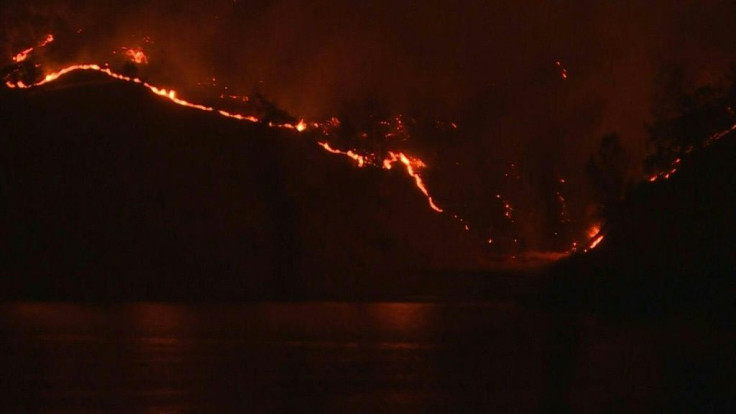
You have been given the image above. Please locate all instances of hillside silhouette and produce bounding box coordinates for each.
[548,132,736,322]
[0,71,483,300]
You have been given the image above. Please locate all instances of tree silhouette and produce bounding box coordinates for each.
[586,133,629,206]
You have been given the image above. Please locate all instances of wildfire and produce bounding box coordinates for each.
[318,142,367,167]
[588,234,604,250]
[582,223,604,252]
[12,48,33,63]
[123,47,148,64]
[648,121,736,183]
[383,152,443,213]
[12,34,54,63]
[3,34,614,258]
[648,157,682,182]
[565,222,605,254]
[586,224,600,239]
[4,60,449,213]
[317,142,442,212]
[705,121,736,146]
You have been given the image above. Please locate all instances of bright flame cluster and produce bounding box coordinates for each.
[123,47,148,64]
[12,34,54,63]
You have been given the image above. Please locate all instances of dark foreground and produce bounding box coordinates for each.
[1,302,733,413]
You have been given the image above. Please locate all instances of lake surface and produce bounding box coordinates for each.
[0,302,732,412]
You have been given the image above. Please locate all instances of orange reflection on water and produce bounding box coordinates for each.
[370,303,434,334]
[125,303,190,337]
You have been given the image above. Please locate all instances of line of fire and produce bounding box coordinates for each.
[1,33,622,261]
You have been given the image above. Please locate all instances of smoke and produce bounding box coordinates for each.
[4,0,736,251]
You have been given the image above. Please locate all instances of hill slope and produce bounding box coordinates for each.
[0,72,483,300]
[547,133,736,320]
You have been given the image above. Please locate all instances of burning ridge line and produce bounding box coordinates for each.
[3,62,444,214]
[647,121,736,183]
[4,40,612,257]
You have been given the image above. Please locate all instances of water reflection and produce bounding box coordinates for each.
[0,302,725,412]
[370,303,434,334]
[0,302,504,412]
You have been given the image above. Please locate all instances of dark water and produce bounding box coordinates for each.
[0,302,733,413]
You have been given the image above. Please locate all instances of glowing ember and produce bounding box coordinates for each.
[495,194,515,223]
[555,60,568,79]
[705,121,736,146]
[648,122,736,183]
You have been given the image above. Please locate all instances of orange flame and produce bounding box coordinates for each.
[318,142,367,168]
[12,48,33,63]
[11,34,54,63]
[582,223,604,252]
[124,47,148,64]
[314,142,442,212]
[586,224,601,239]
[295,119,307,132]
[588,234,604,250]
[384,152,443,213]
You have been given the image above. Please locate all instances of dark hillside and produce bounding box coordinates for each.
[548,134,736,321]
[0,72,482,300]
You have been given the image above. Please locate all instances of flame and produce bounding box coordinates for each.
[581,223,604,252]
[12,34,54,63]
[40,34,54,46]
[12,47,33,63]
[586,224,601,239]
[565,222,605,254]
[295,119,307,132]
[3,35,620,258]
[588,234,604,250]
[385,152,442,213]
[313,143,442,211]
[648,120,736,183]
[217,109,260,123]
[318,142,367,168]
[6,62,445,213]
[124,47,148,64]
